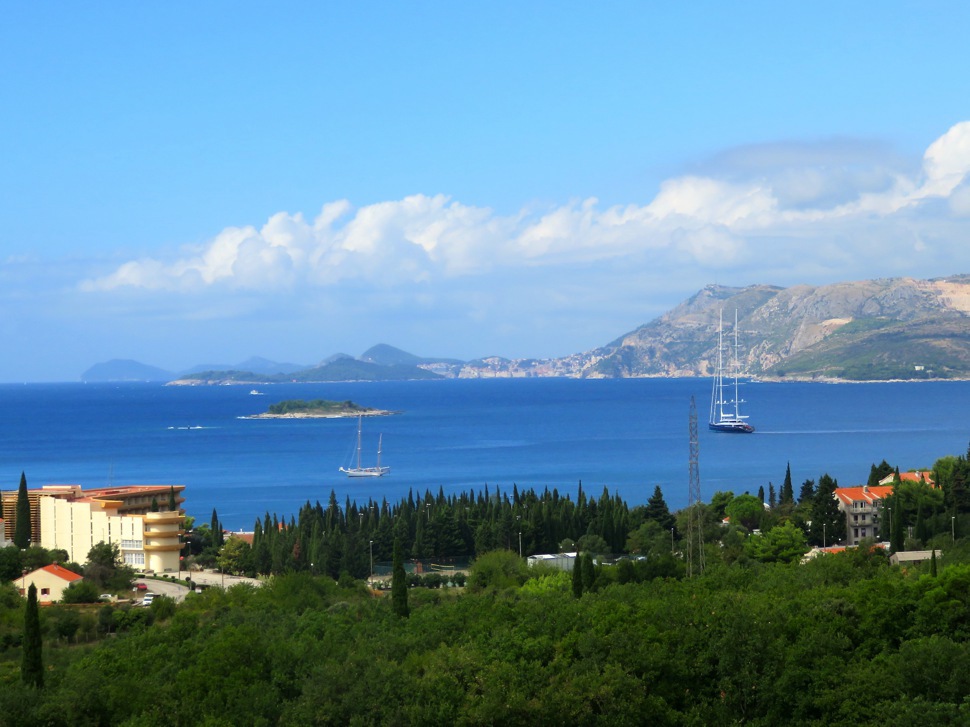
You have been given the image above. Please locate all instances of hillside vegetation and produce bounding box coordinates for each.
[575,275,970,380]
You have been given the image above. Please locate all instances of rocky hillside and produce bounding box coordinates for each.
[561,275,970,381]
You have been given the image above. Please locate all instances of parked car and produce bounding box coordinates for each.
[134,583,148,591]
[142,594,155,606]
[100,594,114,601]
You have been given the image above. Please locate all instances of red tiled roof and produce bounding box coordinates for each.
[38,564,84,582]
[835,485,894,506]
[877,471,935,486]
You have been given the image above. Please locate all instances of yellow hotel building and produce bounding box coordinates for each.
[23,484,187,573]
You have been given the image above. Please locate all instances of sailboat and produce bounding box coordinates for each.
[709,309,755,433]
[339,414,390,477]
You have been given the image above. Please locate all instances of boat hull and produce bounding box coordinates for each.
[709,421,755,434]
[340,467,390,477]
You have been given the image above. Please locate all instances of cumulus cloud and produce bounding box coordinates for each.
[81,122,970,295]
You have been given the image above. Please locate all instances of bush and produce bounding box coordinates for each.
[61,579,101,604]
[467,550,529,592]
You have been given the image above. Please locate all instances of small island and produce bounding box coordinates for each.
[243,399,392,419]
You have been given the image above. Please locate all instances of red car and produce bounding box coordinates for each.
[134,583,148,591]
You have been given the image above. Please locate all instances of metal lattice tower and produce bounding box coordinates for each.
[687,396,704,577]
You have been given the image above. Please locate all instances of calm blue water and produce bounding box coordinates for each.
[0,379,967,530]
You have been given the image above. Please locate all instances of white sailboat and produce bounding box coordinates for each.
[709,309,755,433]
[339,414,390,477]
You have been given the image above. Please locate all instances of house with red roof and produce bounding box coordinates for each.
[878,471,934,487]
[18,563,84,603]
[835,485,894,546]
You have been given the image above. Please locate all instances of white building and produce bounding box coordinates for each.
[40,488,184,573]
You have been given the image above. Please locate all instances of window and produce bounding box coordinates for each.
[41,588,50,596]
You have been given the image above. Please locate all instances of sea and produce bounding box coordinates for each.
[1,378,968,531]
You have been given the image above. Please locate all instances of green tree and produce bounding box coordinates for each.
[644,486,675,531]
[211,508,224,548]
[217,537,252,576]
[391,535,409,618]
[21,583,43,688]
[14,472,31,548]
[571,557,583,598]
[61,579,101,604]
[168,485,177,511]
[809,474,845,546]
[868,459,895,487]
[724,494,764,531]
[779,463,794,506]
[580,552,595,592]
[84,542,133,591]
[744,522,809,564]
[467,550,528,592]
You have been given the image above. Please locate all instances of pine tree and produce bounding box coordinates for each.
[21,583,43,688]
[809,474,845,546]
[391,535,409,618]
[14,472,31,549]
[644,486,675,531]
[768,483,777,508]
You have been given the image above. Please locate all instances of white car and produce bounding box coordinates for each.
[142,594,156,606]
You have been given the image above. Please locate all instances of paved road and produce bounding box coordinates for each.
[132,578,190,603]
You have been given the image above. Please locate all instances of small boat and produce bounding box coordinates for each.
[709,310,755,433]
[339,414,390,477]
[249,389,264,396]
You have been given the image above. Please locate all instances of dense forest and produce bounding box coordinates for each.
[3,447,970,725]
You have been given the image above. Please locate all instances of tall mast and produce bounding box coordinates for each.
[733,309,741,419]
[356,415,363,469]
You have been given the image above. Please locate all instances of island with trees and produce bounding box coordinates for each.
[243,399,392,419]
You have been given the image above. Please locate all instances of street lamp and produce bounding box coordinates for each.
[671,528,675,554]
[369,540,374,579]
[953,516,957,542]
[518,531,522,558]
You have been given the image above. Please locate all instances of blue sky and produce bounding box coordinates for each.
[2,3,970,381]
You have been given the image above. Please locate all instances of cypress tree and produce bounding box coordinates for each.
[581,552,595,592]
[22,583,43,688]
[150,497,159,512]
[391,535,409,618]
[168,486,177,511]
[571,556,583,598]
[779,463,794,505]
[211,508,224,548]
[931,549,938,577]
[14,472,31,549]
[891,490,905,553]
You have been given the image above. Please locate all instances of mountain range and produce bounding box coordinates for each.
[81,275,970,383]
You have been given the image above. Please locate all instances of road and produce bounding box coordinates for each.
[131,570,263,604]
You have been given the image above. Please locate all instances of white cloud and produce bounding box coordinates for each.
[81,122,970,296]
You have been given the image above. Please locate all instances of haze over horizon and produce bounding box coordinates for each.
[3,4,970,382]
